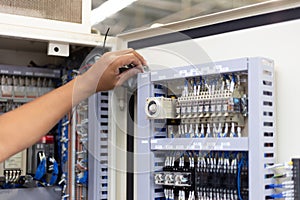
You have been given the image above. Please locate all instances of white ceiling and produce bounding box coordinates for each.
[92,0,269,36]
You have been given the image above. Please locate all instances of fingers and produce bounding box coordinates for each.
[112,53,144,72]
[112,48,147,66]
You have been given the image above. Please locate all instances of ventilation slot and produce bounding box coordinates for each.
[264,153,274,158]
[101,153,108,157]
[101,107,108,111]
[101,100,109,103]
[263,111,273,117]
[264,132,273,137]
[262,80,272,86]
[100,160,108,165]
[101,130,108,134]
[264,143,274,147]
[263,122,273,127]
[263,101,273,106]
[263,91,272,96]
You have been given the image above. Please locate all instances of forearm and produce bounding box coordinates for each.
[0,76,90,162]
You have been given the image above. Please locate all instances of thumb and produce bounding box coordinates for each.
[116,67,143,87]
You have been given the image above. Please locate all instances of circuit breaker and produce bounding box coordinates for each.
[136,57,276,200]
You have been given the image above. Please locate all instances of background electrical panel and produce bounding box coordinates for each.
[136,57,276,200]
[0,65,60,186]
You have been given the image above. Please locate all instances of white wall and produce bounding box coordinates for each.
[138,19,300,163]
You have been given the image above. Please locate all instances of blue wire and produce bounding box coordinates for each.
[267,184,284,189]
[49,159,59,186]
[224,152,229,159]
[223,74,230,80]
[184,79,188,87]
[199,76,202,88]
[34,157,46,180]
[237,157,244,200]
[232,73,236,83]
[269,193,284,199]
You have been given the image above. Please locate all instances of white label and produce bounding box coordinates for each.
[187,106,192,113]
[25,72,33,76]
[192,106,198,113]
[0,70,9,74]
[4,152,23,169]
[13,71,21,75]
[210,105,216,112]
[216,105,222,112]
[181,107,186,114]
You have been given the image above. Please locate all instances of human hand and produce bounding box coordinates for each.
[80,48,147,93]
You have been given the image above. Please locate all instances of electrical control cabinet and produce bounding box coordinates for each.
[0,65,60,182]
[136,57,276,200]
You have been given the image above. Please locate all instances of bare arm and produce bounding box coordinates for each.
[0,49,146,162]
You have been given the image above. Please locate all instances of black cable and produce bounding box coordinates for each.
[102,27,110,55]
